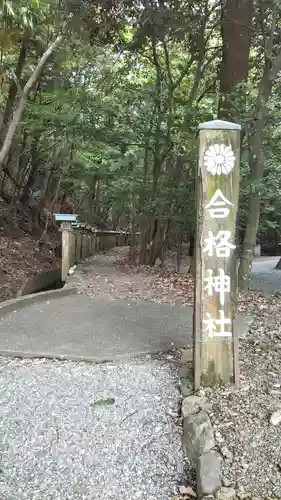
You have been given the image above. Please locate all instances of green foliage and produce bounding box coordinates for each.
[1,0,281,254]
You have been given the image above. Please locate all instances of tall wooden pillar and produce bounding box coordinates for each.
[193,119,241,388]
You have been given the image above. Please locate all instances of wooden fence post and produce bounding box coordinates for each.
[193,119,241,389]
[61,222,71,282]
[81,233,87,259]
[70,228,75,267]
[87,234,91,257]
[75,230,80,262]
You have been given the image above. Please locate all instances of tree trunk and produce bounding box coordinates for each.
[219,0,253,119]
[38,172,63,245]
[176,230,182,273]
[147,219,168,266]
[0,33,64,171]
[36,167,53,222]
[0,40,27,141]
[238,127,264,289]
[238,3,281,288]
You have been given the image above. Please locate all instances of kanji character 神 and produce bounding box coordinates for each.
[204,268,230,306]
[205,189,233,219]
[202,230,236,258]
[203,310,232,338]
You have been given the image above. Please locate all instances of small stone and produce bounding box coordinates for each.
[198,389,206,397]
[179,485,197,497]
[183,411,215,466]
[182,396,207,417]
[176,460,184,474]
[215,487,236,500]
[197,451,222,498]
[269,410,281,426]
[237,486,245,496]
[215,431,225,444]
[241,384,250,392]
[222,478,231,487]
[220,446,233,462]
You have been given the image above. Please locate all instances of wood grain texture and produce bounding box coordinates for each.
[194,127,240,387]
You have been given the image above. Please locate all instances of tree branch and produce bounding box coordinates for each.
[0,33,65,171]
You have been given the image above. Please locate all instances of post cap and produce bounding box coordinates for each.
[198,119,241,131]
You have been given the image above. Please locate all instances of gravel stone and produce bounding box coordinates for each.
[220,446,233,462]
[215,487,236,500]
[182,396,207,417]
[269,410,281,426]
[221,478,232,487]
[0,356,186,500]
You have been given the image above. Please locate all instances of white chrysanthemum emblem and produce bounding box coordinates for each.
[204,144,235,176]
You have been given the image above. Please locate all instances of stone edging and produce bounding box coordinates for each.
[180,349,238,500]
[0,287,78,319]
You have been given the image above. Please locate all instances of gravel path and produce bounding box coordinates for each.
[0,356,185,500]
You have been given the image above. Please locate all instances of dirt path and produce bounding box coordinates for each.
[76,247,194,307]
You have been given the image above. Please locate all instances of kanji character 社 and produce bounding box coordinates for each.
[205,189,233,219]
[204,268,230,306]
[202,230,236,258]
[203,310,232,338]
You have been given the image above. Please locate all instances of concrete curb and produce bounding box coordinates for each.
[0,287,78,319]
[0,346,181,364]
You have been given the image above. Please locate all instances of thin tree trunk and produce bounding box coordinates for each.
[238,3,280,289]
[38,171,64,245]
[238,127,264,289]
[176,229,182,273]
[0,40,27,140]
[0,33,64,170]
[219,0,254,119]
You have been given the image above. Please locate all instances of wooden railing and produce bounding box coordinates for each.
[61,223,130,281]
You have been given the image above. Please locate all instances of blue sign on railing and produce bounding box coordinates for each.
[54,213,78,222]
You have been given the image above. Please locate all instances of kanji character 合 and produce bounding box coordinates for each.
[202,230,236,258]
[204,268,230,306]
[205,189,233,219]
[203,310,232,338]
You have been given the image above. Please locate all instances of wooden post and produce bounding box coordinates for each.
[87,234,91,257]
[194,119,241,389]
[81,233,87,259]
[76,230,82,262]
[70,229,75,267]
[61,222,71,282]
[89,234,92,256]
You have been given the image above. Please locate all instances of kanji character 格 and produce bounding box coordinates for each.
[204,268,230,306]
[205,189,233,219]
[203,310,232,338]
[202,230,236,258]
